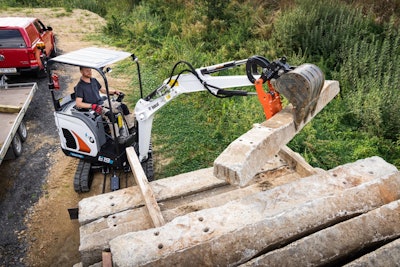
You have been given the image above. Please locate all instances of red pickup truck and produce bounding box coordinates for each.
[0,17,56,76]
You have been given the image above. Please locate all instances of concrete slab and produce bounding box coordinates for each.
[344,238,400,267]
[242,198,400,266]
[109,157,399,266]
[78,168,225,225]
[78,153,295,266]
[214,80,340,186]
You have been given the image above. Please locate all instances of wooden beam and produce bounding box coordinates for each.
[0,104,21,113]
[101,251,112,267]
[126,146,165,227]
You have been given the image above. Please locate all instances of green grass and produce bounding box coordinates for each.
[152,92,265,178]
[103,0,400,177]
[5,0,399,177]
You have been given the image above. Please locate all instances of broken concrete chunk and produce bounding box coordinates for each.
[214,80,340,187]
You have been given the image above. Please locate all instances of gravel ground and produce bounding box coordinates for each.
[0,73,61,267]
[0,9,106,266]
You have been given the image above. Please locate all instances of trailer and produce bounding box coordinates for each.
[0,79,38,165]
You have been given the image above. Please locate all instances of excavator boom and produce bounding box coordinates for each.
[134,56,325,162]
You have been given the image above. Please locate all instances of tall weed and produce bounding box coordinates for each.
[338,18,400,139]
[6,0,399,173]
[273,0,400,169]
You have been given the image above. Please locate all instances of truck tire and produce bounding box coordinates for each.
[12,133,22,157]
[18,121,28,142]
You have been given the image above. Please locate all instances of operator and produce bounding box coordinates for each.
[75,67,129,114]
[74,66,135,144]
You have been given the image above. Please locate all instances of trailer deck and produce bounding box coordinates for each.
[0,82,38,165]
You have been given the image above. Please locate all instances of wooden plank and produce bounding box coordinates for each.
[0,83,36,107]
[0,104,21,113]
[126,146,165,227]
[0,113,17,150]
[101,251,112,267]
[0,83,37,164]
[214,80,340,187]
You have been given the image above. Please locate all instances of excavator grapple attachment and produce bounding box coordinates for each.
[272,64,325,128]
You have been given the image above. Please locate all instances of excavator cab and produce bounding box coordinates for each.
[46,47,148,193]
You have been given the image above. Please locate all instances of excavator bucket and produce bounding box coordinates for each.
[272,64,325,128]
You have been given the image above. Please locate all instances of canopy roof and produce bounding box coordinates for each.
[50,47,132,69]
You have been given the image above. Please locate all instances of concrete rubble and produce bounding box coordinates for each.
[109,157,399,267]
[73,80,400,266]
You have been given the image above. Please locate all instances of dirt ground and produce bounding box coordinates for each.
[0,8,133,266]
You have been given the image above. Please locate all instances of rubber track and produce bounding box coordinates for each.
[74,160,92,193]
[141,143,154,182]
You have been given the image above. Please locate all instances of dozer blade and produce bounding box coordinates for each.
[272,64,325,128]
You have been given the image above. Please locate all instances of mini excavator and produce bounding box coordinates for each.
[46,47,324,193]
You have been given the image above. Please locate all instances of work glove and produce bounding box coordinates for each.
[91,104,103,115]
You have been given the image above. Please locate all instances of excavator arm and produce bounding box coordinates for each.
[134,56,324,162]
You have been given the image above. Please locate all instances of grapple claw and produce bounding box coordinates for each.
[272,64,325,129]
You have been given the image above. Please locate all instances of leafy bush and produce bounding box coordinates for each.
[5,0,399,175]
[119,0,400,175]
[338,19,400,139]
[269,0,400,170]
[271,0,382,72]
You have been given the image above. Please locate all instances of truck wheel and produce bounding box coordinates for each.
[12,134,23,157]
[18,121,28,142]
